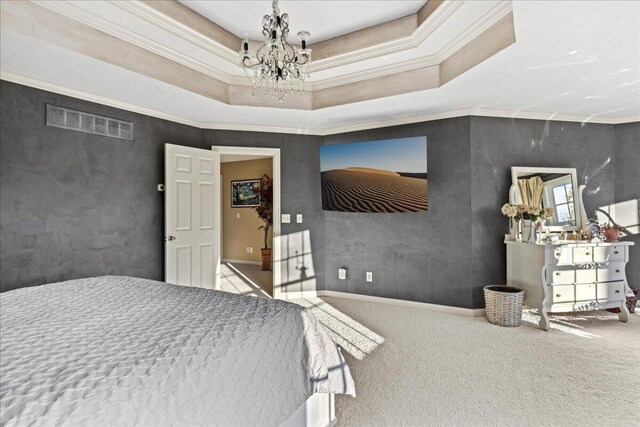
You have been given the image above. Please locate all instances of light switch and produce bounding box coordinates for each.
[296,214,303,223]
[282,214,291,223]
[338,268,347,280]
[236,212,241,219]
[366,272,373,282]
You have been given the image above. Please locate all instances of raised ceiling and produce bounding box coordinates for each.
[179,1,427,43]
[0,1,638,134]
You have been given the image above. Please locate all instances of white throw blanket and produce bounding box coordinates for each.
[0,276,355,426]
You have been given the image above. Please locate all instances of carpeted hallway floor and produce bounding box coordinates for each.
[313,297,640,426]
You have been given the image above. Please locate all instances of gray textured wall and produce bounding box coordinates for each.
[322,118,474,308]
[469,117,618,307]
[2,81,635,307]
[323,117,624,308]
[0,81,202,292]
[0,81,324,293]
[613,122,640,289]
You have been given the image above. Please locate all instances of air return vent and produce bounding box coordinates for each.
[46,104,133,141]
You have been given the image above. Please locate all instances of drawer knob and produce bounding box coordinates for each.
[615,269,620,273]
[555,272,561,276]
[585,252,591,255]
[556,293,561,297]
[615,290,620,293]
[614,251,619,254]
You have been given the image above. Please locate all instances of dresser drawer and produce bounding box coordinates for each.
[550,246,573,265]
[575,268,597,284]
[596,281,625,302]
[551,285,575,303]
[593,246,626,263]
[572,247,594,264]
[597,263,626,282]
[575,283,596,302]
[549,269,575,285]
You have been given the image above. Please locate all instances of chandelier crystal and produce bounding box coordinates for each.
[239,0,311,102]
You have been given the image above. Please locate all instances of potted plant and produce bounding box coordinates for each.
[255,174,273,271]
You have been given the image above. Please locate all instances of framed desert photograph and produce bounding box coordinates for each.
[231,179,261,207]
[320,137,428,213]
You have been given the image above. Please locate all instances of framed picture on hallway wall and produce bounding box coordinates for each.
[231,179,261,207]
[320,136,428,213]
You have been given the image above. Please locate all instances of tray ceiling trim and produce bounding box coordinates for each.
[3,71,636,138]
[3,0,515,109]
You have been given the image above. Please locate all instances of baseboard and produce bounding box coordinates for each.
[317,290,486,317]
[222,258,261,266]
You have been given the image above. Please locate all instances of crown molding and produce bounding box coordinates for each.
[437,0,513,61]
[5,0,515,110]
[31,0,236,85]
[26,0,512,94]
[308,1,512,91]
[112,0,467,74]
[294,1,466,73]
[112,0,239,65]
[3,71,637,139]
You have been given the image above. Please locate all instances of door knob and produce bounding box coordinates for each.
[165,235,176,241]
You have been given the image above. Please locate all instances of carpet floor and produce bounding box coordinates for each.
[313,297,639,427]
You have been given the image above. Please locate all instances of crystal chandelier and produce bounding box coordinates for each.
[239,0,311,102]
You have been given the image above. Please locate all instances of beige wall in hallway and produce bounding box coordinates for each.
[221,158,273,263]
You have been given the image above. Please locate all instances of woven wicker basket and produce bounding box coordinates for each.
[484,285,525,327]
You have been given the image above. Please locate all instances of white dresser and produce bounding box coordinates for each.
[506,240,634,330]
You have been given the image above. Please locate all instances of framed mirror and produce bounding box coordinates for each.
[510,167,582,231]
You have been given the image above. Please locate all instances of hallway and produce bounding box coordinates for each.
[219,262,273,297]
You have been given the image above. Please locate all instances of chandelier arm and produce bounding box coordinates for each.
[280,37,299,64]
[242,57,267,70]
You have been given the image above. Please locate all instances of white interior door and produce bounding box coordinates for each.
[165,144,220,288]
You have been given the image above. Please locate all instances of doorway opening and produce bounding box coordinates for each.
[213,146,281,298]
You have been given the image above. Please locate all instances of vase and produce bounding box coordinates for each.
[508,218,518,241]
[522,220,537,243]
[261,248,272,271]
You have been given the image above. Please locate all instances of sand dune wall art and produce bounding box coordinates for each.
[320,137,428,213]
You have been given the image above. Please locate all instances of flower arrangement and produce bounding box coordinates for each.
[600,222,626,243]
[501,203,553,222]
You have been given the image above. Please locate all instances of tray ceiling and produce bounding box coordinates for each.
[0,0,638,134]
[179,0,427,43]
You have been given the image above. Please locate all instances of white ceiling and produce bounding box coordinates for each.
[178,0,426,43]
[1,1,639,134]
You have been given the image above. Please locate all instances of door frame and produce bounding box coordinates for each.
[212,146,281,298]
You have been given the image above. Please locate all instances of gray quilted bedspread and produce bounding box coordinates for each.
[0,276,354,427]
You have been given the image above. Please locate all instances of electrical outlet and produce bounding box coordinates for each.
[338,268,347,280]
[236,212,241,219]
[296,214,303,223]
[246,246,254,253]
[366,272,373,282]
[282,214,291,223]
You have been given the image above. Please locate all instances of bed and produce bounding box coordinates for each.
[0,276,355,426]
